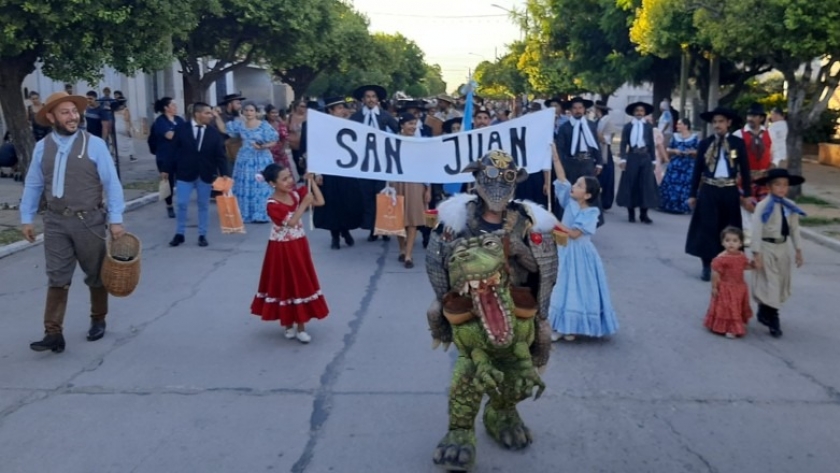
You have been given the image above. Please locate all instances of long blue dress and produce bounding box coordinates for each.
[548,179,619,337]
[227,120,279,223]
[658,133,699,214]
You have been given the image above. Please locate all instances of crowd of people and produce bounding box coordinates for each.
[16,80,805,352]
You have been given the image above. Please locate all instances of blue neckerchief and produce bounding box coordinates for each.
[50,132,81,198]
[762,194,806,223]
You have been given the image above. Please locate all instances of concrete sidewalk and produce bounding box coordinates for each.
[0,136,161,249]
[797,160,840,251]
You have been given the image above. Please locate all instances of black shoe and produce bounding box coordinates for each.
[331,237,340,250]
[640,215,653,224]
[769,327,783,338]
[167,207,176,219]
[341,231,355,247]
[198,236,209,247]
[87,321,106,342]
[169,234,185,247]
[367,234,379,242]
[628,209,636,223]
[382,236,391,242]
[30,333,65,353]
[701,266,711,282]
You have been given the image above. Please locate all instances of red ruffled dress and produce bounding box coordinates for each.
[703,252,752,336]
[250,186,329,326]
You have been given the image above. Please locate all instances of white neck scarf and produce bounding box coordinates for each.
[630,118,646,148]
[570,117,598,154]
[362,106,380,128]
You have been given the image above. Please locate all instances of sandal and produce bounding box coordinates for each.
[404,259,414,269]
[398,254,406,262]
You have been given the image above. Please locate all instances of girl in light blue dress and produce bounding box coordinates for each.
[549,149,619,341]
[225,102,279,223]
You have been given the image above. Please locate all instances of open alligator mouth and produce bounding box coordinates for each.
[457,271,513,346]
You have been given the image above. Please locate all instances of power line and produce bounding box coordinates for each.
[364,12,508,18]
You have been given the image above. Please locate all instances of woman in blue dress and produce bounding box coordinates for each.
[548,146,619,341]
[658,118,698,214]
[223,102,279,223]
[151,97,185,219]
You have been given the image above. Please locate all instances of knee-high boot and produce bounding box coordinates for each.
[30,287,69,352]
[87,286,108,341]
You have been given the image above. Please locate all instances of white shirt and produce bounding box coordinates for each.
[362,106,380,128]
[569,117,598,154]
[713,134,730,178]
[769,120,788,164]
[629,118,646,148]
[191,120,205,151]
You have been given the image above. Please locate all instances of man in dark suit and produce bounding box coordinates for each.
[349,84,398,241]
[555,97,603,220]
[686,106,753,281]
[616,101,659,223]
[168,102,230,247]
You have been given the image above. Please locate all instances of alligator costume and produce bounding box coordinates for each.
[425,150,559,471]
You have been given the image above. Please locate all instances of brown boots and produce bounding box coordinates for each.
[30,285,109,352]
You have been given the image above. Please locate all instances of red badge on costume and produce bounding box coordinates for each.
[530,232,543,245]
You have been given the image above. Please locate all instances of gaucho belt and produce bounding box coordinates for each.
[630,146,649,154]
[751,169,769,178]
[571,152,592,161]
[762,237,787,244]
[47,203,103,217]
[702,177,737,188]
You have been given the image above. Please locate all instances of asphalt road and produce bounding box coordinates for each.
[1,198,839,473]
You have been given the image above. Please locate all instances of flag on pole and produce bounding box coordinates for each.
[443,77,477,195]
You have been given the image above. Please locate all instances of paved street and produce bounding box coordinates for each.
[1,198,840,473]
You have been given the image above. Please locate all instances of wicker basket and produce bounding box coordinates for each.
[101,233,142,297]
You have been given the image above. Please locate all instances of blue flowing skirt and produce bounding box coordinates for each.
[658,155,694,214]
[548,239,619,337]
[232,151,273,223]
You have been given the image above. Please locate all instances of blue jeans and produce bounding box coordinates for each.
[176,179,213,236]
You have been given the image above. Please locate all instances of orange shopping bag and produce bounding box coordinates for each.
[212,177,246,234]
[374,186,406,237]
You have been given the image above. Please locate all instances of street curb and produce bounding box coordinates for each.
[801,227,840,253]
[0,192,160,260]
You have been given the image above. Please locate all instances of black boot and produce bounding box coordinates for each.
[341,230,355,247]
[640,208,653,224]
[767,306,783,338]
[701,265,711,282]
[757,304,771,327]
[330,230,340,250]
[628,208,636,223]
[367,231,378,242]
[30,333,66,353]
[87,321,106,341]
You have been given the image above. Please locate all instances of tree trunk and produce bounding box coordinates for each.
[784,72,807,199]
[651,58,677,119]
[182,71,208,106]
[0,56,37,177]
[706,54,721,137]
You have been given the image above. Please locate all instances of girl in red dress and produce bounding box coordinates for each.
[250,164,328,343]
[704,227,754,338]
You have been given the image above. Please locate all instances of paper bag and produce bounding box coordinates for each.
[374,188,406,237]
[216,193,246,234]
[212,176,234,193]
[158,179,171,200]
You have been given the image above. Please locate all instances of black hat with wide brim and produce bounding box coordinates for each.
[442,117,463,134]
[221,93,246,104]
[753,168,805,187]
[544,97,564,108]
[353,84,387,102]
[746,102,767,117]
[566,96,594,109]
[324,96,346,109]
[625,101,654,116]
[397,99,425,113]
[700,106,740,123]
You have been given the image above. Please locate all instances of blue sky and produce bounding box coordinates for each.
[348,0,526,91]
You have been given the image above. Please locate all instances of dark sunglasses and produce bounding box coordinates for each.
[483,166,517,183]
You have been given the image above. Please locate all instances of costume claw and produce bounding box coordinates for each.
[432,339,441,350]
[442,342,451,352]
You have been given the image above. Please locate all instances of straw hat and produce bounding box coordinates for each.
[35,92,88,127]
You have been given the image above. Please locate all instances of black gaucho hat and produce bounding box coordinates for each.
[746,102,767,117]
[474,106,492,117]
[544,97,564,108]
[397,99,425,113]
[442,117,463,134]
[566,96,594,109]
[753,168,805,187]
[353,84,387,102]
[700,106,740,123]
[221,93,246,104]
[595,100,612,113]
[625,101,654,116]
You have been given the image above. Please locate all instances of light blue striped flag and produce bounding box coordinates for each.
[443,79,476,195]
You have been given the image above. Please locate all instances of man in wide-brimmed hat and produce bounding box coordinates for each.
[733,102,774,246]
[545,97,568,135]
[307,96,364,250]
[349,84,398,241]
[20,91,127,353]
[433,94,462,121]
[750,168,806,338]
[685,106,753,281]
[554,96,602,220]
[617,101,659,223]
[397,99,432,136]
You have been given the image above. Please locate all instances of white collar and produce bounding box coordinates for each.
[363,106,380,116]
[191,120,205,128]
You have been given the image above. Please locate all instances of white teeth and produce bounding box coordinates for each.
[470,280,480,288]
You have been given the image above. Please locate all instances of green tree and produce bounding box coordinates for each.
[174,0,332,104]
[0,0,188,174]
[271,1,372,100]
[475,43,529,99]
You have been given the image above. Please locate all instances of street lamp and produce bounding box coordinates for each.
[491,3,528,40]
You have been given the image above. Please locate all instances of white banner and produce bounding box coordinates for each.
[306,108,555,183]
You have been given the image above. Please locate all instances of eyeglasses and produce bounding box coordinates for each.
[483,166,517,183]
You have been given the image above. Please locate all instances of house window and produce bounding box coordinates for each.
[215,80,228,105]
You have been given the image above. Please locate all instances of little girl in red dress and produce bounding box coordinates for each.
[704,226,754,338]
[250,164,328,343]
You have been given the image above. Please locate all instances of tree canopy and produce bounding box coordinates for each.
[0,0,190,172]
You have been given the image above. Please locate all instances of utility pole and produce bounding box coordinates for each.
[679,47,689,122]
